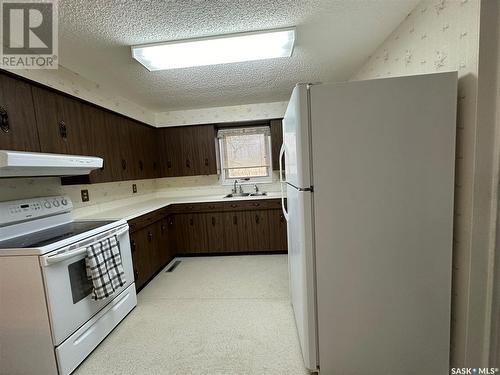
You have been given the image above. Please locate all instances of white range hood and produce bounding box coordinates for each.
[0,151,103,177]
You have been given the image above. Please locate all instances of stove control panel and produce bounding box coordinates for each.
[0,196,73,227]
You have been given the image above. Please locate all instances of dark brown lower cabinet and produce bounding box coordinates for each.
[268,209,288,251]
[129,227,153,290]
[129,216,175,290]
[246,210,271,251]
[222,211,249,252]
[204,212,225,253]
[128,199,287,291]
[174,199,287,255]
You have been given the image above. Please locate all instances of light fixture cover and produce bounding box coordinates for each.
[131,27,296,71]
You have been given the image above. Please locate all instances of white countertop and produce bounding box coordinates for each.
[74,192,283,221]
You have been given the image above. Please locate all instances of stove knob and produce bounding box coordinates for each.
[53,200,60,207]
[44,201,51,209]
[61,198,68,206]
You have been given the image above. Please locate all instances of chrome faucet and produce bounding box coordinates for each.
[232,180,239,194]
[254,184,259,193]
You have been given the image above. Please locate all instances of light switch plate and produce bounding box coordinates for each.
[132,184,137,194]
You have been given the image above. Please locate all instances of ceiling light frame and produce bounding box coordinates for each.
[131,27,296,71]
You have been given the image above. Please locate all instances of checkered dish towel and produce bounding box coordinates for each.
[85,235,126,301]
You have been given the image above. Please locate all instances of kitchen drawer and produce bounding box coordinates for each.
[232,199,281,211]
[169,199,281,214]
[128,208,168,233]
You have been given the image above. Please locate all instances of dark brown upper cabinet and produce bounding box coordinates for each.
[1,72,285,184]
[0,73,40,151]
[32,86,90,156]
[158,124,217,178]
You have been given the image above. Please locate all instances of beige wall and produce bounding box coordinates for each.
[351,0,493,367]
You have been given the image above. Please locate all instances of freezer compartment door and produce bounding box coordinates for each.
[286,184,318,371]
[282,84,312,189]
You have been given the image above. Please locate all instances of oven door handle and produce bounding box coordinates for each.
[42,225,129,266]
[44,247,87,265]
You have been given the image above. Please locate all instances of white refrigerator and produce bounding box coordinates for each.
[280,72,457,375]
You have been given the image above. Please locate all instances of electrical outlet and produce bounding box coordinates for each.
[81,189,89,202]
[132,184,137,194]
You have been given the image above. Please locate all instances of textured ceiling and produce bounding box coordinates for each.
[58,0,419,111]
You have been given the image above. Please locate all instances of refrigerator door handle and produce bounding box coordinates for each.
[279,144,289,221]
[279,143,286,184]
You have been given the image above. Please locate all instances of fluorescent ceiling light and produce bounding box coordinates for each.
[131,27,296,71]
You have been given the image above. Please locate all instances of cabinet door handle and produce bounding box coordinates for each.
[0,106,9,133]
[59,121,68,139]
[252,202,260,207]
[131,240,136,253]
[121,159,127,170]
[212,217,216,226]
[205,158,209,166]
[167,160,172,168]
[134,269,139,280]
[186,159,191,168]
[255,215,259,224]
[139,160,144,171]
[233,216,237,225]
[190,218,194,226]
[153,161,157,170]
[230,204,237,208]
[161,224,166,232]
[147,231,153,242]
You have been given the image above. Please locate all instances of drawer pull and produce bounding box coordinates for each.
[212,217,216,226]
[233,216,237,225]
[147,231,153,242]
[255,215,260,224]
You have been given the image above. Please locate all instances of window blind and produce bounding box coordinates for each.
[217,126,272,180]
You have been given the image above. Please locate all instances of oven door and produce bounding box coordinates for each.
[40,223,135,346]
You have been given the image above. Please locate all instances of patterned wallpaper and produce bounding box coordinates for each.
[155,101,288,127]
[351,0,481,367]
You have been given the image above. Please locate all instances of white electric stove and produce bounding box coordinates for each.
[0,196,137,375]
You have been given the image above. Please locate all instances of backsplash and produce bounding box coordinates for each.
[0,173,281,209]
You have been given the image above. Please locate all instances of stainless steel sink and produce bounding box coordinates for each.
[224,193,251,198]
[224,192,267,198]
[249,192,267,197]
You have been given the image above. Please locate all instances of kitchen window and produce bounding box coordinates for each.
[217,126,273,185]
